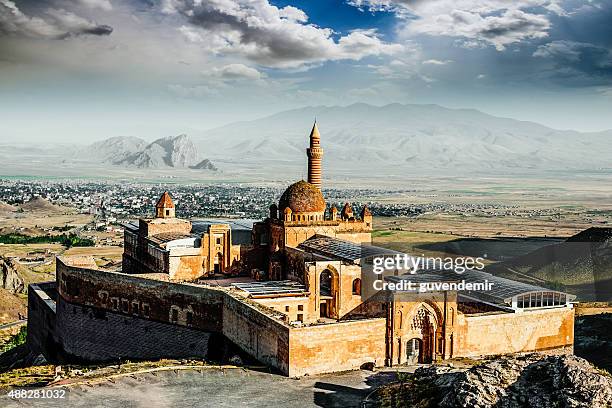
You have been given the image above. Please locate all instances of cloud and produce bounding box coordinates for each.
[533,40,612,83]
[0,0,112,39]
[77,0,113,11]
[422,59,452,65]
[349,0,561,50]
[206,63,263,80]
[164,0,402,68]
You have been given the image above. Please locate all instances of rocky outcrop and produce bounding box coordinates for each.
[88,134,217,170]
[0,257,25,293]
[408,354,612,408]
[190,159,218,171]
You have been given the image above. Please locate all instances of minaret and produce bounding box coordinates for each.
[306,121,323,190]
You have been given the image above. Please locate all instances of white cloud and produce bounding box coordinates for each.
[77,0,113,11]
[423,59,453,65]
[165,0,402,68]
[0,0,112,39]
[350,0,562,50]
[206,63,263,80]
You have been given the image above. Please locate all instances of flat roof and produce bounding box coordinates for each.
[149,232,195,245]
[232,280,307,298]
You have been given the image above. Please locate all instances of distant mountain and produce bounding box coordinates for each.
[196,103,612,174]
[87,135,216,170]
[87,136,147,164]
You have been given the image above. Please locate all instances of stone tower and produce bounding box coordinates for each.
[306,121,323,190]
[155,191,175,218]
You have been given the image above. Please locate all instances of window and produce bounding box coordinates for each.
[165,209,170,216]
[171,308,179,323]
[298,305,303,311]
[285,305,290,312]
[132,302,139,315]
[216,237,221,245]
[352,278,362,295]
[142,304,150,317]
[122,300,129,313]
[186,311,193,326]
[111,298,119,311]
[297,314,303,322]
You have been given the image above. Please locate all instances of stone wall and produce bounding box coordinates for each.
[27,282,58,359]
[455,307,575,357]
[222,294,290,374]
[288,318,387,377]
[56,298,211,362]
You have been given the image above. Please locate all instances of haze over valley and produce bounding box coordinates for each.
[1,103,611,185]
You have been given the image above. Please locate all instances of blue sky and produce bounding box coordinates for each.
[1,0,611,142]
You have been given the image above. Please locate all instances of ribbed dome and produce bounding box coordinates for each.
[279,180,325,213]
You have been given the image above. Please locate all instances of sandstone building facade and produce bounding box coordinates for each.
[28,122,576,377]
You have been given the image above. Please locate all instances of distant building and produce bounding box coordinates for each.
[28,122,575,377]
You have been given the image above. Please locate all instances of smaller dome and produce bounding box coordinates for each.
[279,180,326,213]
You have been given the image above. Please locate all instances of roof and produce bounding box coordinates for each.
[309,121,320,140]
[298,235,406,263]
[149,232,194,245]
[233,280,307,298]
[125,218,256,245]
[386,268,576,308]
[156,192,174,208]
[279,180,326,214]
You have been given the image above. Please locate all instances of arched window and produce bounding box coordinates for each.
[352,278,362,295]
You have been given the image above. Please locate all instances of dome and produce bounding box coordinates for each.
[279,180,325,213]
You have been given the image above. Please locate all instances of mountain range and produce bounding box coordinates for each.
[194,103,612,174]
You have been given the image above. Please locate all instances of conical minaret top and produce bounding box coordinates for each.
[306,121,323,190]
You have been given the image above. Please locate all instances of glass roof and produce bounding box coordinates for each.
[298,235,405,263]
[387,268,576,306]
[233,280,307,297]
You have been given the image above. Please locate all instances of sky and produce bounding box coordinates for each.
[1,0,611,143]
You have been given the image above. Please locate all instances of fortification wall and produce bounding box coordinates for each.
[56,298,211,362]
[288,318,387,377]
[222,295,290,374]
[455,307,575,358]
[56,259,224,332]
[27,282,58,359]
[52,258,294,372]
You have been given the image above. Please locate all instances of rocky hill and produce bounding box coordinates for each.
[488,227,612,301]
[19,197,69,214]
[197,103,612,175]
[375,354,612,408]
[87,135,217,170]
[86,136,147,164]
[190,159,217,171]
[0,202,16,213]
